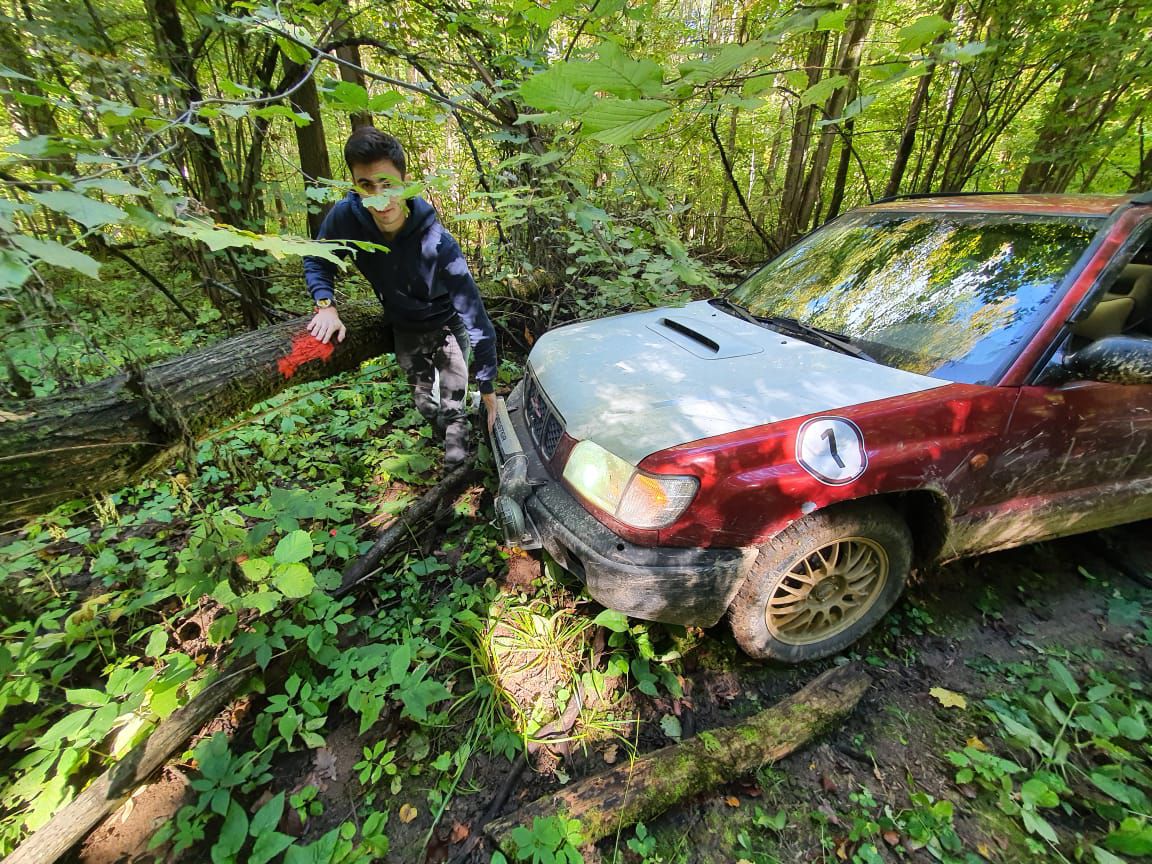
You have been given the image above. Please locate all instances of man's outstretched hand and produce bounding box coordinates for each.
[308,306,347,344]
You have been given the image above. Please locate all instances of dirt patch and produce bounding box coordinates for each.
[79,767,191,864]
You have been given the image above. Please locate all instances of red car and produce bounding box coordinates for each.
[492,192,1152,662]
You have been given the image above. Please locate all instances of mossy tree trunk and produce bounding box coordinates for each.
[0,302,392,522]
[485,664,871,852]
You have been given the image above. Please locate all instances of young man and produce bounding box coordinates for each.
[304,129,498,468]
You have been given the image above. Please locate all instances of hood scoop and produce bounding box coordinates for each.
[646,315,765,359]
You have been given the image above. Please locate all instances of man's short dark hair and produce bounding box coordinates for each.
[344,128,406,174]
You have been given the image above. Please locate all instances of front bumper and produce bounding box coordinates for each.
[491,381,756,628]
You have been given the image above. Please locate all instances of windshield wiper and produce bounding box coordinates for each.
[709,296,758,325]
[710,297,876,362]
[754,314,878,363]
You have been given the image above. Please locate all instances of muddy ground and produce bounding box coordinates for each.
[78,520,1151,864]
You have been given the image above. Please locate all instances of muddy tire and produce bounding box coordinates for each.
[729,503,912,663]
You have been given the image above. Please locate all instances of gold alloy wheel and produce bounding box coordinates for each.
[765,536,889,645]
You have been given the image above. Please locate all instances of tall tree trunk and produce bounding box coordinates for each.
[283,57,334,238]
[336,42,374,130]
[145,0,270,327]
[776,32,830,248]
[1018,0,1138,193]
[794,0,875,233]
[883,0,955,199]
[825,118,854,219]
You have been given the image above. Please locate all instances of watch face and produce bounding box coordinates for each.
[317,299,332,308]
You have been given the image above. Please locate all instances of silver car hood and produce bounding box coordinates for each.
[528,300,947,465]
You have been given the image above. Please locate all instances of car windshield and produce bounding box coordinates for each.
[727,211,1101,384]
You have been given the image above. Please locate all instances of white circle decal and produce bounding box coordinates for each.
[796,417,867,486]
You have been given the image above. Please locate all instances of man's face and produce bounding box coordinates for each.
[351,158,406,233]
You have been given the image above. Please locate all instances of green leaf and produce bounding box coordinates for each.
[245,591,283,614]
[74,178,145,196]
[1021,808,1058,843]
[250,105,313,126]
[897,15,953,52]
[799,75,850,108]
[369,92,406,112]
[274,530,313,564]
[10,234,100,278]
[272,563,315,599]
[250,832,294,864]
[31,190,127,228]
[580,43,664,98]
[1118,714,1147,741]
[399,679,451,722]
[1091,846,1129,864]
[593,609,631,632]
[145,628,168,658]
[814,7,850,31]
[326,81,369,110]
[171,221,349,264]
[390,642,412,683]
[241,557,272,582]
[583,99,673,145]
[660,714,682,741]
[250,791,285,836]
[939,41,986,64]
[1105,818,1152,856]
[518,69,595,114]
[1090,772,1149,809]
[0,249,32,290]
[1021,778,1059,809]
[277,36,312,65]
[212,799,249,864]
[818,93,875,127]
[1046,659,1080,698]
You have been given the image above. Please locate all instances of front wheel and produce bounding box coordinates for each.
[728,503,912,663]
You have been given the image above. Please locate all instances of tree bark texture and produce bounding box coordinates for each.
[485,664,871,851]
[283,57,334,238]
[0,302,392,521]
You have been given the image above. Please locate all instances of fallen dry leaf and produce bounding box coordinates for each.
[449,822,470,844]
[314,747,337,781]
[399,803,418,824]
[883,831,900,846]
[725,796,741,807]
[967,736,988,751]
[602,744,619,765]
[821,774,837,793]
[929,687,967,709]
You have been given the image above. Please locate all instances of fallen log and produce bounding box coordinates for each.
[485,664,871,852]
[1,467,472,864]
[0,301,392,521]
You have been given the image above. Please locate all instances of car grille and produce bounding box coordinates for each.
[523,372,564,460]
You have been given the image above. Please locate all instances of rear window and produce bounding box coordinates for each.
[729,211,1101,384]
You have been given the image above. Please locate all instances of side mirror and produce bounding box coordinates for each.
[1065,335,1152,385]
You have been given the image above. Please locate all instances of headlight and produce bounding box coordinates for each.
[562,440,698,529]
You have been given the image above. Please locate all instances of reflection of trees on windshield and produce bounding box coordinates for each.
[731,213,1099,383]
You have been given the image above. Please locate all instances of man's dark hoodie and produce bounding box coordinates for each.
[303,192,498,393]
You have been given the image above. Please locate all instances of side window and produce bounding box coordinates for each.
[1070,230,1152,345]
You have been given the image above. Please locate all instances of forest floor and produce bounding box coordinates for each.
[9,362,1144,864]
[76,507,1152,864]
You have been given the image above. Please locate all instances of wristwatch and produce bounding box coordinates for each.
[315,298,333,310]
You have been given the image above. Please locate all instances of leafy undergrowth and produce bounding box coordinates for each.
[3,359,1152,864]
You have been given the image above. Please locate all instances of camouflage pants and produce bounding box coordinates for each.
[394,319,471,466]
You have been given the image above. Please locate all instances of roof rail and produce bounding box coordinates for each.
[870,190,1024,205]
[1131,190,1152,205]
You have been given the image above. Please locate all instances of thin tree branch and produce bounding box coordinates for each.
[709,111,776,254]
